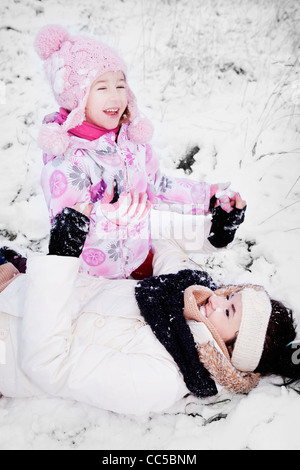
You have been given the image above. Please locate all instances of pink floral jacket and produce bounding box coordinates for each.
[41,121,211,278]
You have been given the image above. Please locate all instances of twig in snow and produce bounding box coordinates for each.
[256,149,300,162]
[286,176,300,198]
[284,227,300,232]
[259,200,300,225]
[0,26,22,33]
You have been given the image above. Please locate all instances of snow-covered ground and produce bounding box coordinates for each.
[0,0,300,450]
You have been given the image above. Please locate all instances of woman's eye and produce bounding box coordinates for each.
[226,309,230,317]
[226,295,230,300]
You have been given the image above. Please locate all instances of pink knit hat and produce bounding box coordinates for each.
[35,25,153,155]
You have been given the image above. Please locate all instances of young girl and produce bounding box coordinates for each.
[35,24,242,279]
[0,206,298,415]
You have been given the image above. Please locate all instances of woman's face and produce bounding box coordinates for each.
[85,71,128,129]
[204,292,242,343]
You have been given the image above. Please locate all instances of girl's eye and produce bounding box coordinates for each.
[226,295,230,300]
[225,309,230,317]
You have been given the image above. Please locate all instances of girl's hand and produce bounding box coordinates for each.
[100,189,151,226]
[233,193,247,210]
[210,183,246,213]
[97,179,151,226]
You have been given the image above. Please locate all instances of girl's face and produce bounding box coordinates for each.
[85,71,128,129]
[204,292,242,344]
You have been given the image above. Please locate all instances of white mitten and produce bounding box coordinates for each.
[99,182,151,226]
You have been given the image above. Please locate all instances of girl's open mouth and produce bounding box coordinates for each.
[104,108,119,116]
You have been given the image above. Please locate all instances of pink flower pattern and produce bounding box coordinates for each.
[49,170,68,198]
[81,248,106,266]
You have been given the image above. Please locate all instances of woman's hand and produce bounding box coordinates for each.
[71,202,94,219]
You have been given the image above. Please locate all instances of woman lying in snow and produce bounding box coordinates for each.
[0,201,298,415]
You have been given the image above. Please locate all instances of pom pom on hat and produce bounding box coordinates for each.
[38,122,70,156]
[35,24,69,60]
[128,117,154,144]
[126,87,153,143]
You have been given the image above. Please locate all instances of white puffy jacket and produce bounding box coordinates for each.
[0,214,223,415]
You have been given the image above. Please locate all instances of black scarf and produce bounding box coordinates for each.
[135,269,219,398]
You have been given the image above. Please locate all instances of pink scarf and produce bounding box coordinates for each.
[56,108,120,141]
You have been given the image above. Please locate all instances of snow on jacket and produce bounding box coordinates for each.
[41,119,211,278]
[0,219,223,415]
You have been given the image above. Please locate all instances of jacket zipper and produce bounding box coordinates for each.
[119,149,129,191]
[118,148,130,278]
